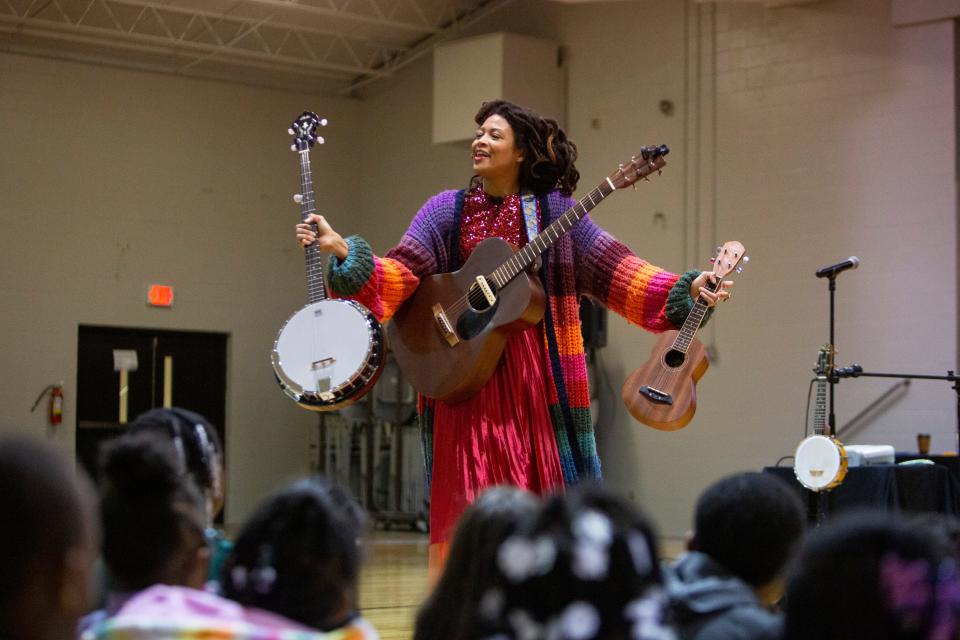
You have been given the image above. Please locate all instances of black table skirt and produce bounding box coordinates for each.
[763,464,958,516]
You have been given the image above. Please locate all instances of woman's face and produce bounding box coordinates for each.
[472,114,524,185]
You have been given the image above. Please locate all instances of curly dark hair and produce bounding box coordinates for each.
[474,100,579,196]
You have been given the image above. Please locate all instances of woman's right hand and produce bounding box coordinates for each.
[296,213,349,260]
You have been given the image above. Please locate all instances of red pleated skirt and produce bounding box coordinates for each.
[429,324,565,545]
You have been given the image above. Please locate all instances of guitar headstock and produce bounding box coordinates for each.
[609,145,670,189]
[709,241,747,279]
[288,111,327,152]
[815,345,835,377]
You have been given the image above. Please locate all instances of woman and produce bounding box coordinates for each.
[296,100,730,566]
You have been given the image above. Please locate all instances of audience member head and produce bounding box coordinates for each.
[478,484,673,640]
[99,432,210,593]
[784,510,956,640]
[0,436,98,640]
[415,486,540,640]
[127,407,224,523]
[221,476,367,632]
[690,471,804,601]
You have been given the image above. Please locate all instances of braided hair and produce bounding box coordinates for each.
[221,476,367,632]
[127,407,223,518]
[474,100,579,196]
[99,432,207,591]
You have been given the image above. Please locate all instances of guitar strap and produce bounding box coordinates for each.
[526,191,588,481]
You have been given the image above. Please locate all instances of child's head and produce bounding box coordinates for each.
[99,432,210,592]
[691,472,805,590]
[0,436,98,640]
[127,407,224,522]
[784,510,955,639]
[415,486,539,640]
[479,484,673,640]
[221,476,367,632]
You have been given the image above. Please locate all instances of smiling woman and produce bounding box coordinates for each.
[293,99,730,574]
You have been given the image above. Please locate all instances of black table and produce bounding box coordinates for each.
[763,464,958,517]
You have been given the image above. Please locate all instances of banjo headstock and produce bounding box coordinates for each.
[288,111,327,152]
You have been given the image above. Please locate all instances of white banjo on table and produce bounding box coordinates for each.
[271,112,386,411]
[794,345,848,491]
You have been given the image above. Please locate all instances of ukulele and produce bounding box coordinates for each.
[620,241,746,430]
[386,145,669,403]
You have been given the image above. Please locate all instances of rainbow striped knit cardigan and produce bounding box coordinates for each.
[328,189,700,487]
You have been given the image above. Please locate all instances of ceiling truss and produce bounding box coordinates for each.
[0,0,515,95]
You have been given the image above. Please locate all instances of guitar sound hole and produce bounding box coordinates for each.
[663,349,685,368]
[467,278,498,312]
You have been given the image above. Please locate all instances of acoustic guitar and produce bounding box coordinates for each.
[387,145,670,403]
[620,241,746,430]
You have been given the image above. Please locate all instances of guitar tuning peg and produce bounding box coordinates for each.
[735,267,743,274]
[742,255,750,263]
[287,128,294,135]
[290,144,297,151]
[293,194,303,203]
[317,137,325,144]
[715,246,722,254]
[320,118,328,126]
[708,258,715,263]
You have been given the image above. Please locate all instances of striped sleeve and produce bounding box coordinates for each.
[326,192,456,323]
[571,213,693,331]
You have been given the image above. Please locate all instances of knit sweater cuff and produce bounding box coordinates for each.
[328,235,375,296]
[665,269,714,329]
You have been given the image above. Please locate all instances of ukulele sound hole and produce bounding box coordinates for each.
[663,349,685,368]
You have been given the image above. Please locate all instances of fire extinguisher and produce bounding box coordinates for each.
[49,384,63,426]
[31,383,64,427]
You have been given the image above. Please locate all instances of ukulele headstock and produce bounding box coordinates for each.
[708,241,747,279]
[609,145,670,189]
[288,111,327,152]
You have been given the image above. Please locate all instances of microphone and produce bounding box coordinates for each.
[816,256,860,278]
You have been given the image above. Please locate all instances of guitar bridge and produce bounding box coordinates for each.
[432,303,460,347]
[638,385,673,405]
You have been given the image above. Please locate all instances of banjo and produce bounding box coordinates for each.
[271,112,386,411]
[794,345,848,491]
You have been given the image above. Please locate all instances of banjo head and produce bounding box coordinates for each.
[272,299,384,411]
[794,434,848,491]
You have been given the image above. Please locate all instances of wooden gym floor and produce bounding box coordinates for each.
[357,531,686,639]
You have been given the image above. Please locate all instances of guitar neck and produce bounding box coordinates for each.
[298,150,327,304]
[488,180,616,284]
[671,280,717,354]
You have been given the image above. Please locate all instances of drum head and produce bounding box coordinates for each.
[273,300,375,395]
[794,435,844,490]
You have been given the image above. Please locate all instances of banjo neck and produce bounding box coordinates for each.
[297,149,328,304]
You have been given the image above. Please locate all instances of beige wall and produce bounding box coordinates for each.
[0,56,363,522]
[1,0,955,535]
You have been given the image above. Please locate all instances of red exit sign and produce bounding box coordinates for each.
[147,284,174,307]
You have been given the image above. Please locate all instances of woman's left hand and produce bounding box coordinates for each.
[690,272,734,308]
